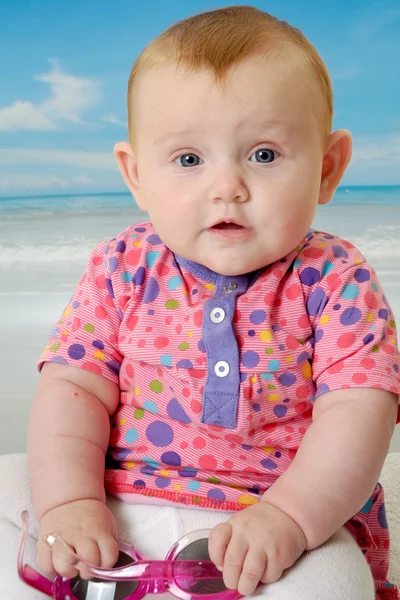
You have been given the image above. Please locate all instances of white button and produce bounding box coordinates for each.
[210,307,226,324]
[214,360,230,378]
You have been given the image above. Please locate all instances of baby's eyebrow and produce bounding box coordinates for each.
[152,120,292,148]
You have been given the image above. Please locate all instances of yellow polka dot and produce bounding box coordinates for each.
[319,315,330,325]
[366,312,374,323]
[259,330,273,343]
[285,355,292,363]
[62,329,69,337]
[354,258,363,264]
[238,494,259,505]
[302,361,312,378]
[187,331,193,338]
[391,337,396,344]
[250,376,257,384]
[174,485,181,491]
[267,393,280,402]
[317,243,327,248]
[261,446,274,453]
[159,470,170,477]
[93,350,105,361]
[120,417,126,427]
[205,283,215,291]
[183,290,188,296]
[227,483,244,489]
[135,387,141,396]
[64,307,72,317]
[133,241,142,247]
[126,462,135,469]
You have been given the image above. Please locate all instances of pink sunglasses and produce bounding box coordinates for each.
[18,511,242,600]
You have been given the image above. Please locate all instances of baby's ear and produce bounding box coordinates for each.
[318,130,352,205]
[114,141,147,211]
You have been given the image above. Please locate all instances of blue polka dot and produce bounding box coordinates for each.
[268,360,280,372]
[160,354,173,367]
[188,481,201,491]
[125,428,138,443]
[341,284,360,300]
[143,401,158,413]
[168,276,183,290]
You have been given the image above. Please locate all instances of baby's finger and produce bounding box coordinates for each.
[98,535,119,568]
[37,540,57,578]
[208,522,232,570]
[74,537,101,580]
[260,555,284,585]
[221,535,248,591]
[237,549,266,596]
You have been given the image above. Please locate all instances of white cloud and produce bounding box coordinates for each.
[0,148,116,170]
[101,115,127,128]
[0,173,95,191]
[344,133,400,184]
[0,62,100,131]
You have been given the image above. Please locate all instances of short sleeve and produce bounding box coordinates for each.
[38,241,123,383]
[308,262,400,422]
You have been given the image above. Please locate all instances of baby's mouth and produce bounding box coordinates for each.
[211,222,244,230]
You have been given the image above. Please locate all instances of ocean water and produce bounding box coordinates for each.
[1,186,400,269]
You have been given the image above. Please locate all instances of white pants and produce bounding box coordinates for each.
[0,454,375,600]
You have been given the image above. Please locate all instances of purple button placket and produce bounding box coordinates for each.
[201,274,248,428]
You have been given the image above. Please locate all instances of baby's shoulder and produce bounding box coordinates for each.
[295,229,368,286]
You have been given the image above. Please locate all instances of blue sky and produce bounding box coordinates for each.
[0,0,399,196]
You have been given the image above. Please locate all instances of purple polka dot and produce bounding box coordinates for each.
[378,503,388,529]
[161,451,181,466]
[250,310,266,325]
[240,373,247,382]
[340,307,362,326]
[278,372,297,386]
[146,234,162,245]
[132,268,146,287]
[300,267,320,286]
[333,304,341,311]
[242,350,260,368]
[146,421,174,447]
[283,398,290,403]
[141,465,157,475]
[116,240,126,253]
[297,351,310,364]
[279,344,285,350]
[92,340,104,350]
[379,309,388,320]
[105,278,115,299]
[51,356,68,365]
[274,405,288,418]
[394,364,399,373]
[208,489,226,501]
[271,325,280,332]
[252,403,261,412]
[143,277,160,303]
[72,301,80,309]
[134,480,146,487]
[242,444,253,450]
[198,339,206,353]
[332,245,348,259]
[307,287,328,317]
[167,398,191,424]
[106,360,120,376]
[68,344,85,360]
[178,467,198,477]
[115,448,130,460]
[275,451,281,458]
[261,458,278,470]
[316,383,330,398]
[354,268,370,283]
[363,333,375,345]
[248,330,256,337]
[109,256,119,275]
[315,329,324,342]
[323,234,335,240]
[155,477,171,488]
[176,359,193,369]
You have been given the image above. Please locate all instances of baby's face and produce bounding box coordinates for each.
[131,54,328,275]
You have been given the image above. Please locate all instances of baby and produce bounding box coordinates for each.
[5,5,400,600]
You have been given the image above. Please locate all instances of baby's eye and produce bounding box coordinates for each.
[250,148,279,163]
[175,153,203,167]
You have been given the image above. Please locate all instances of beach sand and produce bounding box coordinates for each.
[1,203,399,455]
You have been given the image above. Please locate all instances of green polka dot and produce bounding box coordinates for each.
[268,384,276,390]
[50,343,61,352]
[372,345,379,353]
[208,476,220,484]
[134,408,144,419]
[150,380,163,393]
[84,323,95,333]
[179,342,189,351]
[390,319,396,328]
[268,359,281,372]
[165,299,179,310]
[265,348,274,355]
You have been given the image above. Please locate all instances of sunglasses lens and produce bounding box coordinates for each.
[174,537,227,595]
[70,551,139,600]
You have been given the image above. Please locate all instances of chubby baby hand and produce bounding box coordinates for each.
[37,498,119,580]
[208,501,307,596]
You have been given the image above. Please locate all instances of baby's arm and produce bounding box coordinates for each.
[262,387,398,550]
[27,360,120,577]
